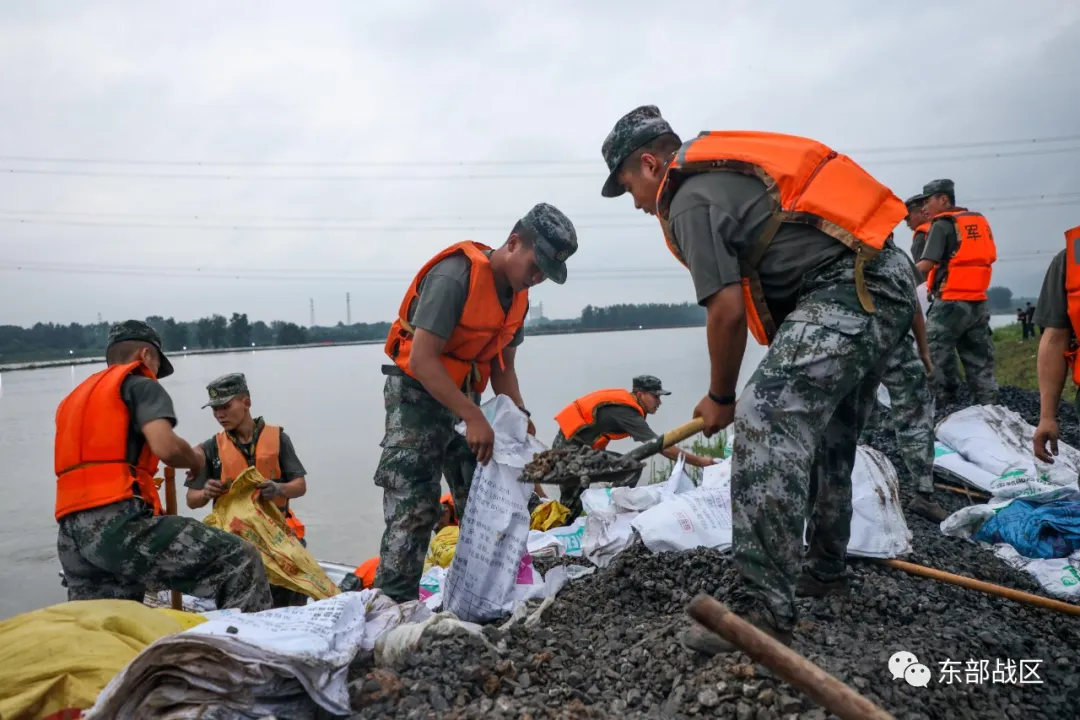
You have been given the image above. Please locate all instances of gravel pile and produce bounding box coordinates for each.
[349,387,1080,719]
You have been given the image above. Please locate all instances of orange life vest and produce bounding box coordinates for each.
[554,388,645,450]
[54,361,164,521]
[655,131,907,345]
[354,556,380,589]
[440,492,459,526]
[913,222,930,247]
[216,424,305,540]
[385,241,529,394]
[924,209,996,302]
[1063,226,1080,384]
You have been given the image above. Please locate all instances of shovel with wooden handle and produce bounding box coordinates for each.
[524,417,708,488]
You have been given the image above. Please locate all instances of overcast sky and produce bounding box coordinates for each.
[1,1,1078,328]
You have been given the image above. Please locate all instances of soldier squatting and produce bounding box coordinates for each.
[54,108,1021,656]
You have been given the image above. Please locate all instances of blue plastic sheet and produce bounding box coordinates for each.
[973,499,1080,559]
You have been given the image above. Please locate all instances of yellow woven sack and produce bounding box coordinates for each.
[0,600,184,719]
[204,466,339,601]
[530,500,570,531]
[423,525,460,572]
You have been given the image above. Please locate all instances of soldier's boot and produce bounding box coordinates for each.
[679,611,792,656]
[795,570,850,598]
[907,492,949,523]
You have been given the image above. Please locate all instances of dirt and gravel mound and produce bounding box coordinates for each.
[348,386,1080,719]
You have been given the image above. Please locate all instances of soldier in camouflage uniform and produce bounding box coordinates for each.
[373,204,578,603]
[861,241,948,522]
[906,193,963,397]
[553,375,715,519]
[914,178,998,406]
[600,106,916,653]
[55,321,272,612]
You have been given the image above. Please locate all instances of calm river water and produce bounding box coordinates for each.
[0,319,1016,618]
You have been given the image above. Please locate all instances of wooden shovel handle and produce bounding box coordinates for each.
[661,417,706,449]
[687,595,895,720]
[625,417,706,463]
[164,467,182,612]
[879,559,1080,617]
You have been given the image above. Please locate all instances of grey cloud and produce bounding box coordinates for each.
[0,0,1078,326]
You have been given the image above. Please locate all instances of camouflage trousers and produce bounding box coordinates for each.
[731,245,916,632]
[372,374,477,603]
[865,335,935,493]
[552,430,642,520]
[57,498,272,612]
[926,299,998,405]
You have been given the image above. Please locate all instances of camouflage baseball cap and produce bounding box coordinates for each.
[601,105,676,199]
[519,202,577,285]
[202,372,249,408]
[106,319,173,379]
[922,178,955,197]
[632,375,671,396]
[904,192,928,208]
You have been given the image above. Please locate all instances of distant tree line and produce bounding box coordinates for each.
[577,302,705,330]
[0,313,392,363]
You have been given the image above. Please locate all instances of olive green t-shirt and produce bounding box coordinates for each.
[920,217,960,293]
[1034,249,1069,331]
[666,172,850,322]
[409,249,525,347]
[911,230,928,277]
[565,404,657,447]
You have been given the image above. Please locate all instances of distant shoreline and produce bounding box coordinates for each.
[0,323,706,374]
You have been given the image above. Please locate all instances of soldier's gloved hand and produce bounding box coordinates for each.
[1034,418,1060,464]
[255,481,286,501]
[466,415,496,466]
[203,478,228,500]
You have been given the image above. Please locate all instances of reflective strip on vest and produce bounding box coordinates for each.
[54,360,163,521]
[654,130,906,346]
[1064,226,1080,383]
[384,241,529,394]
[554,388,644,450]
[926,210,996,302]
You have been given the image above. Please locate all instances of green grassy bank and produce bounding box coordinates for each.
[991,322,1076,395]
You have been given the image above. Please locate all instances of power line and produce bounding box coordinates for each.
[3,146,1079,182]
[1,192,1077,226]
[1,196,1077,235]
[2,133,1078,168]
[0,250,1063,284]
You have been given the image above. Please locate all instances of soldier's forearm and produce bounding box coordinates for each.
[490,364,526,409]
[1037,329,1070,420]
[705,285,747,398]
[411,352,485,423]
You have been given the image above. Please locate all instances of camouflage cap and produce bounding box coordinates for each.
[519,202,577,285]
[106,319,173,379]
[202,372,249,408]
[632,374,671,396]
[904,192,928,208]
[922,178,955,197]
[601,105,676,199]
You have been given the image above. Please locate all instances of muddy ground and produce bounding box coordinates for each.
[348,386,1080,719]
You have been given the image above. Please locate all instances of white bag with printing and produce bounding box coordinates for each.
[631,462,734,554]
[443,395,547,623]
[935,405,1080,504]
[846,446,912,558]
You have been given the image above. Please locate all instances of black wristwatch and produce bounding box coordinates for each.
[709,392,736,406]
[518,406,531,418]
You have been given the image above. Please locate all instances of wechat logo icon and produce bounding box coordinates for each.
[889,651,932,688]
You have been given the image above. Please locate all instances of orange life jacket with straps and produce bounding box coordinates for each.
[384,241,529,394]
[554,388,645,450]
[924,209,996,302]
[216,424,305,540]
[655,131,906,345]
[1063,226,1080,383]
[54,361,164,522]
